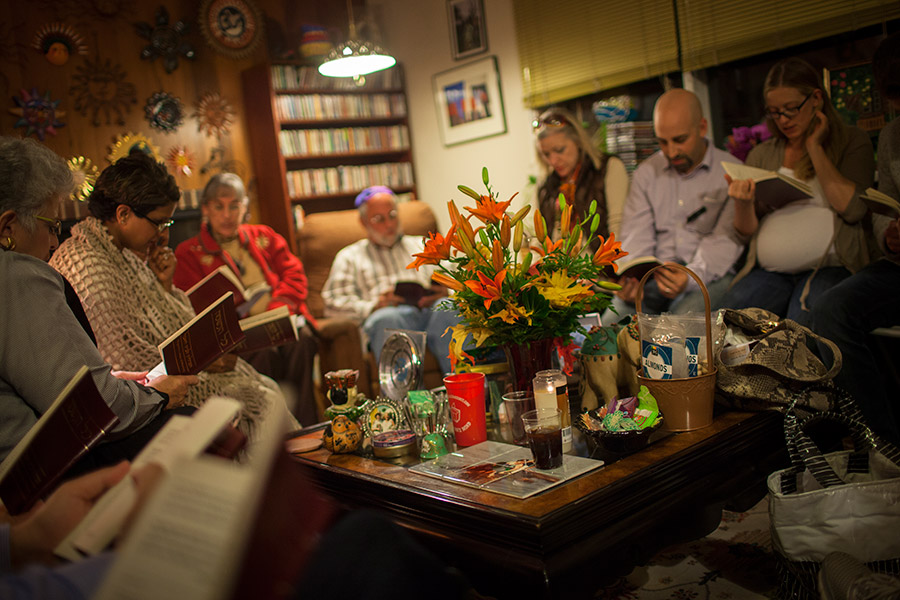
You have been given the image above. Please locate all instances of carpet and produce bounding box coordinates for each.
[594,497,778,599]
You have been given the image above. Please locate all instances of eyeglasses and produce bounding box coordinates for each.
[368,210,398,225]
[35,215,62,236]
[133,209,174,233]
[532,115,568,131]
[764,92,814,120]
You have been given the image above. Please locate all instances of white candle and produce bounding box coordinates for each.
[532,374,557,412]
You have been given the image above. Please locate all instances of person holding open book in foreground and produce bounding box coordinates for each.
[0,137,196,466]
[810,34,900,445]
[723,57,877,327]
[173,173,320,426]
[50,153,298,440]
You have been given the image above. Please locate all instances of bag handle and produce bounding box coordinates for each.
[783,320,843,381]
[635,263,714,376]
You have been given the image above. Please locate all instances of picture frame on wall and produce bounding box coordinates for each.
[433,56,506,147]
[824,62,895,132]
[447,0,488,60]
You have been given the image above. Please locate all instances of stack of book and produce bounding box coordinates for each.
[606,121,657,174]
[285,162,414,198]
[278,125,410,157]
[274,93,407,121]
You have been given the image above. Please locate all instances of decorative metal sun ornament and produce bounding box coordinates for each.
[193,92,235,139]
[198,0,264,59]
[67,156,99,201]
[32,22,88,66]
[70,56,137,126]
[9,88,66,140]
[144,91,184,133]
[166,145,195,176]
[107,132,161,164]
[134,6,195,73]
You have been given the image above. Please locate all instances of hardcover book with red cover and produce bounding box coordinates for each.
[160,293,246,375]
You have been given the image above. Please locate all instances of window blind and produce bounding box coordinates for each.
[677,0,900,72]
[513,0,679,108]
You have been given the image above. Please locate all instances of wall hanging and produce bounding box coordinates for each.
[447,0,487,61]
[432,55,506,146]
[70,56,137,126]
[32,22,88,66]
[144,91,185,133]
[67,156,99,202]
[108,132,161,164]
[198,0,264,59]
[9,88,65,140]
[166,145,195,177]
[134,6,195,73]
[193,92,235,139]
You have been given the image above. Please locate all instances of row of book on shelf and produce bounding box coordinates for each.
[275,93,407,121]
[278,125,410,157]
[285,161,414,199]
[271,64,402,91]
[60,189,202,221]
[605,121,656,174]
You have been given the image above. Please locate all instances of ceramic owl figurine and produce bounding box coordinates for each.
[322,415,362,454]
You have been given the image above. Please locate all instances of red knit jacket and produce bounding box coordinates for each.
[174,223,316,326]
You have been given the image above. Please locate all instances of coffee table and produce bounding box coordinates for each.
[290,409,785,599]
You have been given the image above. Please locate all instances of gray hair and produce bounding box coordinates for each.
[0,137,73,233]
[201,172,249,206]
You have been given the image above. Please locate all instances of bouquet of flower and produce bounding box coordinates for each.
[407,168,627,372]
[725,123,773,162]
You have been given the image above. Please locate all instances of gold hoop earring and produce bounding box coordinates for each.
[0,236,15,251]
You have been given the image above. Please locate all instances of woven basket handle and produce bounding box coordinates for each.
[635,263,713,374]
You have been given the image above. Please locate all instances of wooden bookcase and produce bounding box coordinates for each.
[241,62,416,252]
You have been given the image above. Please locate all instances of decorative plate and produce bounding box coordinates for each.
[32,22,88,66]
[193,92,235,139]
[198,0,264,59]
[575,409,665,454]
[107,132,161,164]
[9,88,65,140]
[144,91,184,133]
[378,331,423,402]
[166,145,194,176]
[67,156,99,201]
[359,397,410,439]
[135,6,195,73]
[70,56,137,126]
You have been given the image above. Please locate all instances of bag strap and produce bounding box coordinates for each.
[783,319,843,380]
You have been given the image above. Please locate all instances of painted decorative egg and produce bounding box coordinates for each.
[322,415,362,454]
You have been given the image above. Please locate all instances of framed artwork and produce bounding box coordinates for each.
[360,397,409,439]
[433,56,506,146]
[824,62,895,132]
[447,0,487,60]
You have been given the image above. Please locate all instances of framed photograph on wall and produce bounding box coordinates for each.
[824,62,895,132]
[433,56,506,146]
[447,0,488,60]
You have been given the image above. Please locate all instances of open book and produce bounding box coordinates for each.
[185,265,271,317]
[394,280,429,306]
[232,305,299,354]
[0,365,119,515]
[860,187,900,219]
[610,255,662,281]
[92,396,335,600]
[155,292,246,376]
[55,397,244,561]
[721,161,813,210]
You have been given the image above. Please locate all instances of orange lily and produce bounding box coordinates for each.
[534,209,547,240]
[431,271,463,292]
[465,194,514,225]
[591,232,629,270]
[535,236,564,256]
[465,269,507,309]
[491,239,504,273]
[407,224,457,270]
[447,200,462,227]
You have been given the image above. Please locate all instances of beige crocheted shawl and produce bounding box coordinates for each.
[50,217,297,436]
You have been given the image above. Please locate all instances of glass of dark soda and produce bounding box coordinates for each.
[521,408,563,470]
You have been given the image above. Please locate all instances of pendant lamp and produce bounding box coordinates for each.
[318,0,396,79]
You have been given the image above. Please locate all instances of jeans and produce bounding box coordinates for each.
[363,298,461,375]
[810,260,900,444]
[723,266,851,328]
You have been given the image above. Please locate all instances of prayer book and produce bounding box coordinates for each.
[611,255,662,281]
[232,305,299,354]
[185,265,271,317]
[394,280,429,306]
[55,397,245,560]
[156,292,246,376]
[721,161,813,210]
[0,365,119,515]
[860,187,900,219]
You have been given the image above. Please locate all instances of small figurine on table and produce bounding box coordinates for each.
[324,369,365,422]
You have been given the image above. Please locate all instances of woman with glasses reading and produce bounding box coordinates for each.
[50,153,298,438]
[534,107,628,250]
[723,57,876,325]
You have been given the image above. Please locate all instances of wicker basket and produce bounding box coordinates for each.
[635,264,716,432]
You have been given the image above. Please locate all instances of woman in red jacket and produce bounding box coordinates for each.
[174,173,319,426]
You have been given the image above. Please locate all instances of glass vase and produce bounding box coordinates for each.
[502,338,555,393]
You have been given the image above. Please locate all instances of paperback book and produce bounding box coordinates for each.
[860,187,900,219]
[721,161,813,210]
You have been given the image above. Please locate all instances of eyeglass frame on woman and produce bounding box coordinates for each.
[764,91,815,121]
[132,208,175,233]
[35,215,62,236]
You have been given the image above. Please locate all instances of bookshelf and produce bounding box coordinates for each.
[241,62,416,252]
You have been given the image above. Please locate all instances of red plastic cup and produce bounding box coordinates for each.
[443,372,487,447]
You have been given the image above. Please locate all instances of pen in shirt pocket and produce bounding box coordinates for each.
[685,206,707,224]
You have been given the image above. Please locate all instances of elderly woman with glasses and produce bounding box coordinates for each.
[722,57,876,325]
[0,137,197,463]
[50,153,298,438]
[172,173,319,426]
[534,107,629,251]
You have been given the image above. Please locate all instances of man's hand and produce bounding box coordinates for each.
[147,374,199,408]
[615,277,640,303]
[374,289,404,310]
[9,461,131,569]
[725,173,756,204]
[418,284,448,309]
[654,263,689,299]
[204,353,239,373]
[887,218,900,254]
[147,244,176,291]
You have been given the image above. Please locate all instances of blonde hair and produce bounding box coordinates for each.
[763,58,847,181]
[534,107,602,173]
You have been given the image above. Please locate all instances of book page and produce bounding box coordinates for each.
[861,188,900,219]
[238,305,291,329]
[185,265,244,297]
[721,162,774,181]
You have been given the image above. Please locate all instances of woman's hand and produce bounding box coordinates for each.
[805,110,829,152]
[725,174,756,204]
[147,244,176,291]
[147,374,199,408]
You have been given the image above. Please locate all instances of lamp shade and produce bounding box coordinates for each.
[318,39,396,78]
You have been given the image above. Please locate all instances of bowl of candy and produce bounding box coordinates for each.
[576,387,664,454]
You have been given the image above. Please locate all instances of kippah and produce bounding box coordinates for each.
[354,186,396,207]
